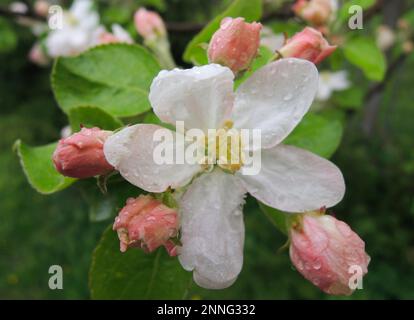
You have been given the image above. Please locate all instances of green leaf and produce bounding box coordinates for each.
[258,202,289,235]
[284,113,343,159]
[14,141,76,194]
[183,0,262,65]
[80,179,143,222]
[68,106,123,132]
[343,37,386,81]
[89,226,192,299]
[332,87,365,110]
[143,111,175,130]
[0,17,17,54]
[52,44,161,118]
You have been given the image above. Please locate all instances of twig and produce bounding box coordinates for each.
[362,0,407,136]
[0,7,45,22]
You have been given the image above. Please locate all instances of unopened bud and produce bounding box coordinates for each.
[113,195,179,256]
[52,127,113,178]
[134,8,166,40]
[289,213,370,295]
[279,27,336,64]
[208,17,262,74]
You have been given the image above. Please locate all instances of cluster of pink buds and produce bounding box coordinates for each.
[52,127,114,178]
[289,212,370,295]
[207,18,336,73]
[113,195,179,256]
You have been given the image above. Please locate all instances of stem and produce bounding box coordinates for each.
[145,37,176,70]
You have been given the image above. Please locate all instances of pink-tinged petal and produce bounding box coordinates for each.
[103,124,201,192]
[134,8,166,39]
[232,58,318,149]
[208,17,262,74]
[279,27,336,64]
[290,214,370,295]
[52,127,113,178]
[179,169,246,289]
[149,64,235,132]
[236,145,345,212]
[314,44,337,64]
[113,195,179,255]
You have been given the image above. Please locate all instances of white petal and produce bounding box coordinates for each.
[232,58,318,149]
[237,145,345,212]
[179,169,246,289]
[103,124,201,192]
[149,64,235,132]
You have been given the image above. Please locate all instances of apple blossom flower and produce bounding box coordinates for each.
[278,27,336,64]
[45,0,100,57]
[293,0,334,26]
[53,127,113,178]
[316,70,350,101]
[104,58,345,289]
[289,213,370,295]
[134,8,166,40]
[95,24,134,45]
[208,17,262,73]
[113,195,179,256]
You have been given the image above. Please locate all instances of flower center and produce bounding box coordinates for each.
[203,120,244,173]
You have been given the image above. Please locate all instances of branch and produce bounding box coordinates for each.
[362,0,407,136]
[0,7,45,22]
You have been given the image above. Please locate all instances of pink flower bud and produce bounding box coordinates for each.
[52,127,114,178]
[208,17,262,73]
[279,27,336,64]
[289,214,370,295]
[293,0,333,26]
[28,43,49,66]
[34,0,49,17]
[113,195,179,256]
[134,8,166,40]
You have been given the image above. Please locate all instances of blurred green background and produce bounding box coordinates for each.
[1,0,414,299]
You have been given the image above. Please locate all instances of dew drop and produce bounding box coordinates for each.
[313,260,321,270]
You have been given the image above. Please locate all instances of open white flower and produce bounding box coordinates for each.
[104,58,345,289]
[317,70,350,101]
[45,0,100,57]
